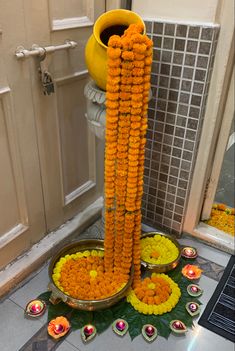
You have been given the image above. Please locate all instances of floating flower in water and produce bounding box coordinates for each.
[48,316,70,339]
[141,234,179,265]
[25,299,46,318]
[127,273,181,315]
[182,264,203,280]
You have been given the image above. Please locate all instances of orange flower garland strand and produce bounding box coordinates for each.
[104,23,153,286]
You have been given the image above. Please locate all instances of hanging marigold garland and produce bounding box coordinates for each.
[104,23,153,287]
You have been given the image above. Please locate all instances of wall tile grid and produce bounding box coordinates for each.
[142,20,219,235]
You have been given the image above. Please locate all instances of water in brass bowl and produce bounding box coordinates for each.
[140,232,181,273]
[48,239,133,311]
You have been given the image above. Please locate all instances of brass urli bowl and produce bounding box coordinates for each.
[48,239,134,311]
[140,232,181,273]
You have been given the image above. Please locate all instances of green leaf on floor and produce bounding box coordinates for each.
[47,301,73,321]
[70,310,93,330]
[93,309,114,333]
[37,291,52,305]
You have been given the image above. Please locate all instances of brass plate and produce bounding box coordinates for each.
[140,232,181,273]
[48,239,133,310]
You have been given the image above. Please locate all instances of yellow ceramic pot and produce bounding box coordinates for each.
[85,9,145,91]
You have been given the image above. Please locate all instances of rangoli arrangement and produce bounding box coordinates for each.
[23,10,204,345]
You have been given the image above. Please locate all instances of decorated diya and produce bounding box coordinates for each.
[181,246,198,259]
[140,232,181,272]
[47,316,70,339]
[81,324,97,343]
[25,299,46,318]
[170,320,187,334]
[182,264,203,280]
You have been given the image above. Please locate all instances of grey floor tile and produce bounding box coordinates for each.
[57,340,81,351]
[10,264,50,308]
[9,264,50,325]
[0,299,42,351]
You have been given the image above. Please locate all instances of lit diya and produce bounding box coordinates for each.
[142,324,158,342]
[81,324,97,343]
[187,284,203,297]
[186,302,200,317]
[25,299,46,318]
[181,247,198,259]
[182,264,203,280]
[112,319,128,336]
[170,320,187,334]
[47,316,70,339]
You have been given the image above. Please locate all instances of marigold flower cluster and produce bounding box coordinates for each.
[127,273,181,315]
[105,22,153,287]
[141,234,179,264]
[204,203,235,236]
[52,250,128,300]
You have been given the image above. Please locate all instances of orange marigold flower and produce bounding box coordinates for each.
[132,102,143,109]
[121,68,132,77]
[144,66,151,75]
[131,85,144,93]
[121,50,135,61]
[131,93,143,102]
[107,76,121,85]
[106,84,120,93]
[119,92,131,100]
[131,107,142,115]
[132,68,144,76]
[107,47,122,59]
[106,92,119,101]
[145,56,152,66]
[108,67,121,76]
[132,77,144,84]
[121,76,133,84]
[107,58,122,68]
[120,84,132,92]
[130,116,142,122]
[119,100,131,107]
[131,33,145,43]
[133,43,147,54]
[119,120,130,127]
[143,75,151,83]
[105,100,119,109]
[119,106,131,113]
[122,62,134,70]
[107,111,119,119]
[134,53,145,61]
[108,35,122,48]
[145,48,153,56]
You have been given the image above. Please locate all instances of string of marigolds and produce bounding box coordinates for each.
[104,23,153,287]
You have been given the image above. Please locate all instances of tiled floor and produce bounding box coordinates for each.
[0,219,233,351]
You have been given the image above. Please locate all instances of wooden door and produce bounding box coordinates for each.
[23,0,105,231]
[0,0,105,269]
[0,1,46,269]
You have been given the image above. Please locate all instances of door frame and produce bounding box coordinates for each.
[183,0,234,253]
